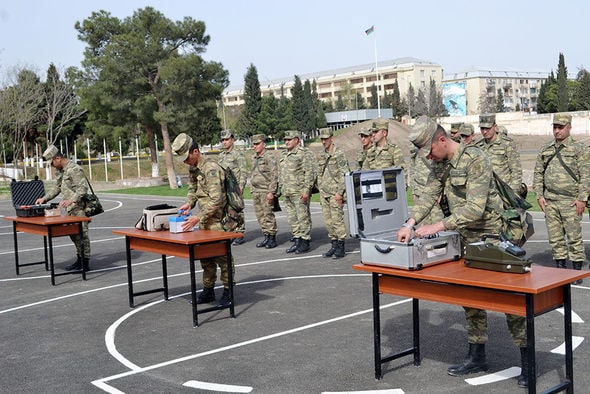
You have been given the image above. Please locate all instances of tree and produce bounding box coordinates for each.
[75,7,228,188]
[495,88,505,112]
[537,71,556,114]
[336,93,345,111]
[478,89,495,114]
[573,68,590,110]
[237,63,262,137]
[414,88,428,117]
[369,84,378,109]
[257,93,278,136]
[406,83,416,118]
[291,75,309,132]
[427,78,447,117]
[390,80,403,119]
[556,52,569,112]
[312,80,327,129]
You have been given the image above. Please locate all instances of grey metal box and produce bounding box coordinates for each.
[345,168,462,270]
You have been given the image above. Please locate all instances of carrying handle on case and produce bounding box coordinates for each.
[374,244,394,254]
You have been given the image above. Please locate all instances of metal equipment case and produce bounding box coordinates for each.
[345,168,461,270]
[10,178,52,217]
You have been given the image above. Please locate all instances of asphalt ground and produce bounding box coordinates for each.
[1,193,590,394]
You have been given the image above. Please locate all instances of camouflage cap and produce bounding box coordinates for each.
[284,130,301,140]
[479,114,496,128]
[358,127,371,136]
[408,115,437,149]
[319,128,333,139]
[553,113,572,126]
[172,133,194,156]
[252,134,267,144]
[42,145,59,161]
[450,122,463,133]
[459,123,474,136]
[370,120,389,132]
[220,129,234,139]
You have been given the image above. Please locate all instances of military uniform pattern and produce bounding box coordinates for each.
[476,134,522,191]
[363,141,404,170]
[251,149,278,235]
[186,156,234,288]
[409,147,443,224]
[43,160,90,258]
[218,147,247,233]
[533,136,590,261]
[318,144,349,241]
[354,147,369,170]
[411,142,526,346]
[278,145,315,240]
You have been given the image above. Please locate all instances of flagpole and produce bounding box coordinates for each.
[373,35,381,117]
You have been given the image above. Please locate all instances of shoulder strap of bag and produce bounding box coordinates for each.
[555,149,579,182]
[80,170,97,196]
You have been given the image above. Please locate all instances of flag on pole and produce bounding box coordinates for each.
[364,25,375,35]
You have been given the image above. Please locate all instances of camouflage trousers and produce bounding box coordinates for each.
[464,307,526,347]
[253,192,277,235]
[200,220,235,288]
[68,205,90,259]
[544,199,585,261]
[319,195,346,241]
[284,193,311,240]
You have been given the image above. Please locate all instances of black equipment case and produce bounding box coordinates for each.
[10,177,53,217]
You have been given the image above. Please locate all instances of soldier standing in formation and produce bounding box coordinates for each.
[36,145,92,272]
[355,128,372,170]
[218,129,247,246]
[363,120,404,170]
[533,113,590,281]
[173,133,234,307]
[397,124,529,388]
[279,130,315,254]
[476,114,522,191]
[250,134,279,249]
[458,123,476,145]
[449,122,464,142]
[317,129,350,259]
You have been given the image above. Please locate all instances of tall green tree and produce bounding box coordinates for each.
[75,7,228,188]
[391,80,403,119]
[291,76,309,132]
[573,68,590,110]
[495,88,505,112]
[414,88,428,117]
[257,93,278,136]
[406,83,416,118]
[556,52,569,112]
[302,79,315,132]
[311,80,327,129]
[537,71,556,113]
[237,63,262,137]
[369,84,378,109]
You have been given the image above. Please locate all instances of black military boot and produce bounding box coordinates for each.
[517,346,529,388]
[295,239,310,254]
[286,238,300,253]
[572,261,584,284]
[555,259,567,268]
[197,287,216,304]
[82,258,90,272]
[265,235,277,249]
[217,288,232,307]
[65,255,82,271]
[447,343,488,376]
[322,241,337,258]
[256,234,269,248]
[332,240,345,259]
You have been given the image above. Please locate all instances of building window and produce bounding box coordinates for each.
[420,70,425,77]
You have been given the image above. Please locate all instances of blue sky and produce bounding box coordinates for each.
[0,0,587,88]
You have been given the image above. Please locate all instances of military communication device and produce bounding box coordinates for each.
[464,234,532,274]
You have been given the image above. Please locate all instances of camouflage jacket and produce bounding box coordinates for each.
[218,147,247,191]
[43,160,89,212]
[186,156,226,227]
[317,143,349,196]
[532,136,590,201]
[409,147,432,197]
[476,134,522,191]
[411,142,503,237]
[354,147,370,170]
[278,145,316,195]
[363,140,404,170]
[250,149,278,194]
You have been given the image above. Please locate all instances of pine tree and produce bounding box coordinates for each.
[496,89,505,112]
[556,53,569,112]
[369,84,378,109]
[291,76,308,132]
[238,63,262,137]
[406,83,416,118]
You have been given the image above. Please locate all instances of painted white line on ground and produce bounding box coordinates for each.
[550,336,584,354]
[322,390,404,394]
[555,307,584,323]
[183,380,253,392]
[465,366,520,385]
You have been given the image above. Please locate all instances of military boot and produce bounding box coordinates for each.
[196,287,216,304]
[286,238,300,253]
[322,241,337,258]
[65,255,82,271]
[517,346,530,388]
[256,234,269,248]
[295,239,310,254]
[217,288,232,307]
[572,261,584,284]
[447,343,488,376]
[555,259,567,268]
[332,240,345,259]
[82,258,90,272]
[265,235,277,249]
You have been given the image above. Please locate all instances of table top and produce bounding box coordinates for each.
[353,260,590,294]
[112,227,242,245]
[3,215,92,225]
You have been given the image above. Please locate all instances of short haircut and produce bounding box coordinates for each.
[433,124,447,140]
[188,141,200,152]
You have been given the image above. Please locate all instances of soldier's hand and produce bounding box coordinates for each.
[59,199,73,208]
[335,193,343,207]
[35,198,44,205]
[537,197,546,213]
[415,222,446,238]
[397,227,412,243]
[178,203,191,215]
[181,215,199,231]
[573,199,586,216]
[300,193,309,203]
[266,192,274,204]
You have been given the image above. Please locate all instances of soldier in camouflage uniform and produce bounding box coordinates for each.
[533,113,590,282]
[218,129,247,245]
[250,134,278,249]
[476,114,522,191]
[37,145,92,272]
[458,123,476,145]
[363,120,404,170]
[317,129,350,258]
[408,116,443,224]
[278,130,315,254]
[449,122,463,142]
[397,125,529,388]
[355,128,372,170]
[173,133,235,307]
